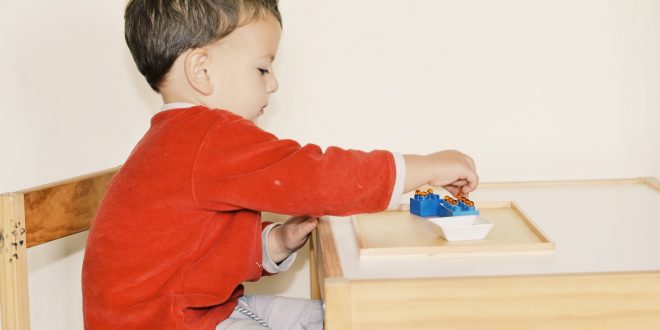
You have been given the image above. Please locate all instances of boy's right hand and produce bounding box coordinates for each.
[403,150,479,197]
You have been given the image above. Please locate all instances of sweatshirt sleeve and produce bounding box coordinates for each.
[191,115,396,216]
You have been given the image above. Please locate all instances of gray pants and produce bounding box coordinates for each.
[216,295,324,330]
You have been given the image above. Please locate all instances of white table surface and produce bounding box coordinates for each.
[329,181,660,280]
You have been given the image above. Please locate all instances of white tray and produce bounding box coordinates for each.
[426,215,493,241]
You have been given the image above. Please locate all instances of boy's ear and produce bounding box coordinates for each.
[184,48,213,95]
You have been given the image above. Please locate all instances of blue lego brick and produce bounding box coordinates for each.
[410,190,479,218]
[436,199,479,217]
[410,192,441,217]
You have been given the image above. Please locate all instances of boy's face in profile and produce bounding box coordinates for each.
[206,14,281,121]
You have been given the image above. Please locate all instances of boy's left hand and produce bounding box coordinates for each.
[268,216,319,263]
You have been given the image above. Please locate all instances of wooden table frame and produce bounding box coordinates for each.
[310,178,660,330]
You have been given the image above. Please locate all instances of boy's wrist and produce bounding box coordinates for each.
[403,154,433,192]
[386,152,407,210]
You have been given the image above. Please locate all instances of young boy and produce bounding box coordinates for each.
[82,1,478,329]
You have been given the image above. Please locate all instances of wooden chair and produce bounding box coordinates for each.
[0,168,118,329]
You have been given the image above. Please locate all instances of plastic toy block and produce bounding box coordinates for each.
[436,196,479,217]
[410,189,442,217]
[410,189,479,218]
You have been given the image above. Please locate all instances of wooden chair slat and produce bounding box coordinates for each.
[22,168,118,247]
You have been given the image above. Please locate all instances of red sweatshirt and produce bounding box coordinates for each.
[82,106,396,329]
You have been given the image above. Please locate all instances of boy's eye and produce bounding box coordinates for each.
[258,68,270,75]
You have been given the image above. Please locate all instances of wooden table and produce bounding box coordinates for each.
[310,178,660,330]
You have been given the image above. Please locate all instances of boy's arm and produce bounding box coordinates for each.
[193,118,398,216]
[194,118,477,216]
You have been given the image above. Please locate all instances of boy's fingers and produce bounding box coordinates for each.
[303,218,319,232]
[457,173,479,194]
[290,217,318,236]
[452,179,468,187]
[294,219,318,247]
[467,172,479,192]
[287,216,309,224]
[444,186,460,196]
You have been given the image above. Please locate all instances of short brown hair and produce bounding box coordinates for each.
[125,0,281,92]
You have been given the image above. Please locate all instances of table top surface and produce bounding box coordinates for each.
[326,179,660,280]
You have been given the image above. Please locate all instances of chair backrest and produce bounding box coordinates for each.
[0,167,119,330]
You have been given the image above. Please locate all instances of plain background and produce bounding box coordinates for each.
[1,0,659,328]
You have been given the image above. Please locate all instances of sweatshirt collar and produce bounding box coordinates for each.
[161,102,197,111]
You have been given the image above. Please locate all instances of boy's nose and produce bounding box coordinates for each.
[267,75,279,93]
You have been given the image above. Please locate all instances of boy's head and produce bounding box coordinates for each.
[125,0,282,120]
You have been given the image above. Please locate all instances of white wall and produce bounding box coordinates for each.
[1,0,659,329]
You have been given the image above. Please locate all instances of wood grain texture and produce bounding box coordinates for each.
[324,278,351,330]
[347,272,660,330]
[352,202,554,259]
[309,230,321,300]
[1,193,30,330]
[314,218,352,330]
[317,218,343,278]
[22,167,118,247]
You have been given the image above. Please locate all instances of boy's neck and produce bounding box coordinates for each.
[160,90,203,111]
[161,102,197,111]
[161,91,201,107]
[159,60,205,108]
